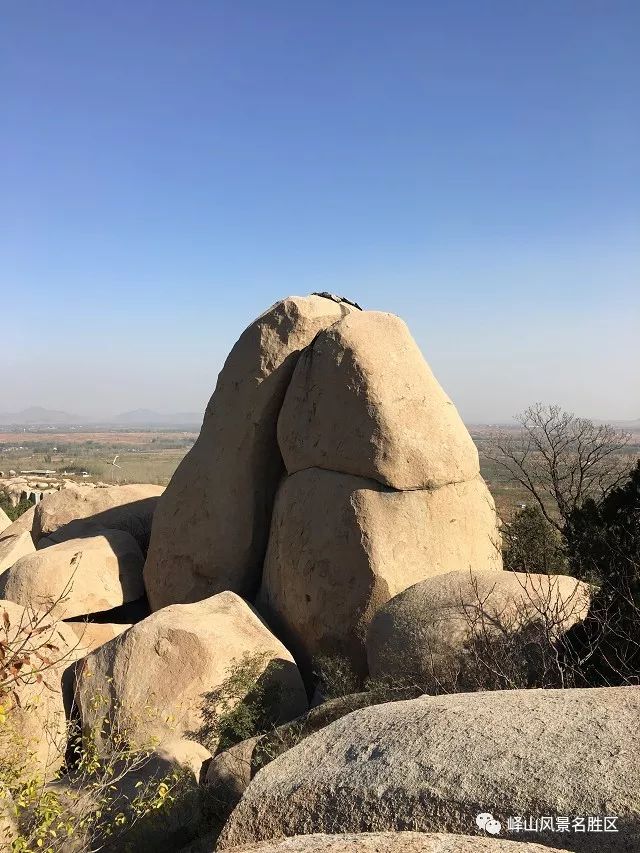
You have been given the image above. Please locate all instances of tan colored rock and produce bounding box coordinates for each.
[258,468,501,674]
[219,687,640,853]
[0,600,83,781]
[212,834,571,853]
[0,505,11,533]
[143,296,353,610]
[0,531,144,619]
[32,483,164,549]
[75,591,308,752]
[0,505,36,544]
[0,531,35,575]
[66,620,132,654]
[277,311,479,490]
[367,569,592,690]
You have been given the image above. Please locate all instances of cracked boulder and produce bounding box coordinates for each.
[144,295,354,610]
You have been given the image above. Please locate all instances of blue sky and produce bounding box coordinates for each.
[2,1,638,421]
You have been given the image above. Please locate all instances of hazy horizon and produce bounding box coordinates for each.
[3,3,639,423]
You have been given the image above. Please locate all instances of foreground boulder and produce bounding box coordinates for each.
[278,311,479,490]
[218,687,640,852]
[258,469,501,674]
[0,531,35,575]
[207,834,569,853]
[144,295,354,610]
[367,570,592,690]
[0,531,145,619]
[33,484,164,550]
[75,591,308,752]
[0,600,82,781]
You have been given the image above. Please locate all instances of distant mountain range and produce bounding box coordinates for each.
[0,407,202,427]
[1,407,637,432]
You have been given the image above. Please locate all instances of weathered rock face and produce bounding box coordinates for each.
[0,531,145,619]
[0,505,36,545]
[143,296,353,611]
[277,311,479,490]
[33,484,164,550]
[218,687,640,853]
[75,591,308,752]
[0,506,11,534]
[258,469,501,674]
[204,692,383,826]
[0,600,82,782]
[0,531,35,575]
[367,570,592,690]
[211,834,571,853]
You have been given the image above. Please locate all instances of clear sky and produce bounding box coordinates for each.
[2,1,638,422]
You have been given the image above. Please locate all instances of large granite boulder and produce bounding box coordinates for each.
[218,687,640,852]
[74,591,308,753]
[367,569,592,690]
[258,469,501,674]
[277,311,479,490]
[143,295,353,610]
[0,531,145,619]
[32,484,164,550]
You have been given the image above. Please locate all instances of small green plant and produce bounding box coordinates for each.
[189,652,284,753]
[0,494,33,522]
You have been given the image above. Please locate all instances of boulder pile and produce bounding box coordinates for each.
[3,295,633,852]
[145,296,501,674]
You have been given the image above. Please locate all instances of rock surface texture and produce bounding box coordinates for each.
[367,569,592,688]
[74,591,308,752]
[211,834,570,853]
[0,531,144,619]
[0,506,11,534]
[33,484,164,550]
[0,505,36,544]
[258,470,501,673]
[144,295,353,610]
[277,311,479,489]
[218,687,640,852]
[0,531,35,575]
